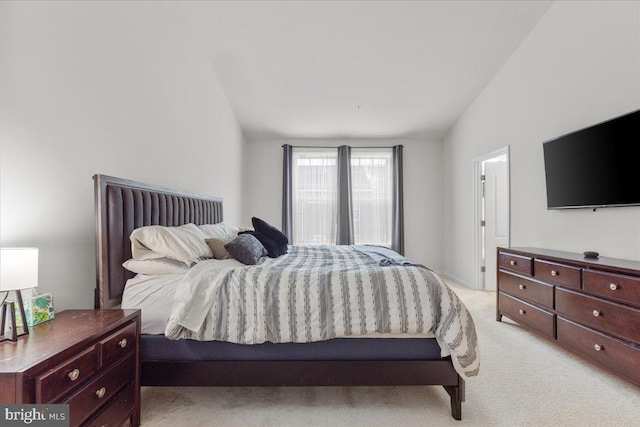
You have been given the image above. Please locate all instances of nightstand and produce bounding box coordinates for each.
[0,309,140,427]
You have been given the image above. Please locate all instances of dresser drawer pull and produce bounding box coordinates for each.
[96,387,106,398]
[68,369,80,381]
[594,344,603,352]
[510,260,516,266]
[551,270,558,277]
[118,338,128,348]
[519,309,525,315]
[518,284,526,290]
[593,310,601,317]
[609,283,618,291]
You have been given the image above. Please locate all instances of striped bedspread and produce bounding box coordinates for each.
[165,245,479,379]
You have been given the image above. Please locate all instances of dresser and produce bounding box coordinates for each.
[497,247,640,386]
[0,309,140,427]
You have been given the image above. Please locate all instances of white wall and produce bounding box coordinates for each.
[0,2,245,309]
[243,138,444,270]
[443,1,640,287]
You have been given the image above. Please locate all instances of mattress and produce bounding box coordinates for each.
[122,269,437,339]
[123,268,445,362]
[121,273,184,334]
[124,272,444,362]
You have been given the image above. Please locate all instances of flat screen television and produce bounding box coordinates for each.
[543,109,640,209]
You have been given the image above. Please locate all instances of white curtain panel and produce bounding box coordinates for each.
[350,149,393,247]
[292,148,338,244]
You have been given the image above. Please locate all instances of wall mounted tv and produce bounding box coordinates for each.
[543,109,640,209]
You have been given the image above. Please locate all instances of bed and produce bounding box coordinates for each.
[93,174,477,420]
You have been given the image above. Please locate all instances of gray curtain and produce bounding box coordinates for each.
[282,144,293,241]
[336,145,354,245]
[391,145,404,255]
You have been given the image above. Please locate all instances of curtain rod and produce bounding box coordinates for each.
[282,145,403,149]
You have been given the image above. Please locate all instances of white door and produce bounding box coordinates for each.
[483,161,509,291]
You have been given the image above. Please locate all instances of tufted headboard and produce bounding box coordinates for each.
[93,174,223,309]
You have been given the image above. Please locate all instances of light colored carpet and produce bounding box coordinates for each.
[140,280,640,426]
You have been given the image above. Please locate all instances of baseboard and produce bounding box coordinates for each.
[436,271,476,290]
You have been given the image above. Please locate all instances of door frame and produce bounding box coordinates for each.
[472,146,511,291]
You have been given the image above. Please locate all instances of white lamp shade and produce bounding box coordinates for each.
[0,248,39,291]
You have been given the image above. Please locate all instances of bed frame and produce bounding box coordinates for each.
[93,174,465,420]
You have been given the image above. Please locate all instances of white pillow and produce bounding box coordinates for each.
[130,223,212,265]
[198,222,240,239]
[123,258,190,275]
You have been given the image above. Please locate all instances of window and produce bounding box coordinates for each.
[284,145,402,252]
[291,148,337,244]
[351,149,393,247]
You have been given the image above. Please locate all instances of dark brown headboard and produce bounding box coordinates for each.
[94,174,223,309]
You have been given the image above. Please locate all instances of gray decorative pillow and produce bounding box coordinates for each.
[224,234,267,265]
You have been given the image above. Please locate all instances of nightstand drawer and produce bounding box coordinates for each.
[556,287,640,344]
[36,346,98,403]
[498,252,533,276]
[583,270,640,308]
[0,310,140,426]
[499,292,555,338]
[557,317,640,386]
[498,271,554,310]
[85,382,136,427]
[100,322,136,368]
[534,260,581,290]
[66,353,135,427]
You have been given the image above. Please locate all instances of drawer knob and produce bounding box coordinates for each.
[68,369,80,381]
[551,270,558,277]
[594,344,603,352]
[119,338,128,348]
[519,284,526,290]
[609,283,618,291]
[519,309,525,315]
[96,387,106,399]
[593,310,601,317]
[510,260,516,266]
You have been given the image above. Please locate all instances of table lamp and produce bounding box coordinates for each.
[0,247,38,342]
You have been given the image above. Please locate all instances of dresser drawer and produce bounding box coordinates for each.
[499,292,555,338]
[36,346,98,403]
[66,354,135,427]
[583,270,640,309]
[498,252,533,276]
[556,287,640,344]
[557,317,640,386]
[85,382,135,427]
[534,260,581,290]
[498,271,554,310]
[100,322,136,368]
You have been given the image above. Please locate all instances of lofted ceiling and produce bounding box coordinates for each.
[181,1,553,140]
